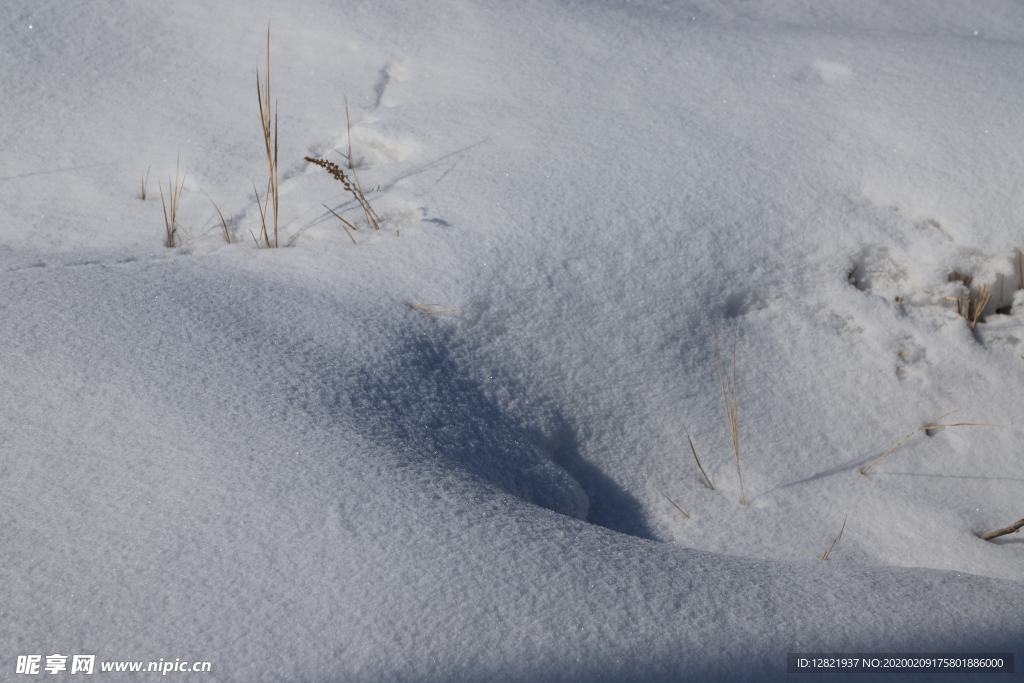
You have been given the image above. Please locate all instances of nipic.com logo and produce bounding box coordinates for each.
[16,655,94,675]
[15,654,212,675]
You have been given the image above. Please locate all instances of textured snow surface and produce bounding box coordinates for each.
[1,1,1022,680]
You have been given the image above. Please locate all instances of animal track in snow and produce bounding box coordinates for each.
[372,64,391,109]
[310,123,417,172]
[894,336,929,382]
[847,245,907,297]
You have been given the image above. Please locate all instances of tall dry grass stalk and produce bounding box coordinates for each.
[860,410,1004,475]
[257,25,279,247]
[714,322,745,504]
[159,155,185,248]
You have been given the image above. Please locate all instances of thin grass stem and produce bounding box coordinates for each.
[345,96,354,170]
[257,24,279,247]
[654,486,690,519]
[202,190,232,244]
[815,516,847,560]
[714,320,744,504]
[860,410,1005,474]
[322,204,358,244]
[684,426,714,490]
[252,180,270,248]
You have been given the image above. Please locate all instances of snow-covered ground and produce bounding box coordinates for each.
[2,1,1022,680]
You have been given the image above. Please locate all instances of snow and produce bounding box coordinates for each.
[1,0,1022,680]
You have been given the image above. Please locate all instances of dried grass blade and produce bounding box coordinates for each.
[159,183,174,247]
[202,190,232,244]
[654,486,690,519]
[817,516,847,560]
[714,322,744,504]
[257,24,279,247]
[684,426,714,490]
[252,180,270,248]
[861,411,1005,474]
[322,204,358,244]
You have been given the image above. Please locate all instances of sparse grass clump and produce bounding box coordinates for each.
[159,155,185,248]
[944,279,991,332]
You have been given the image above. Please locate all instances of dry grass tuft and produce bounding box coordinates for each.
[814,516,847,560]
[305,156,381,231]
[714,321,745,504]
[860,410,1005,475]
[951,284,991,330]
[159,155,185,248]
[654,486,690,519]
[140,165,151,200]
[944,272,992,330]
[305,96,385,235]
[256,24,279,247]
[980,517,1024,541]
